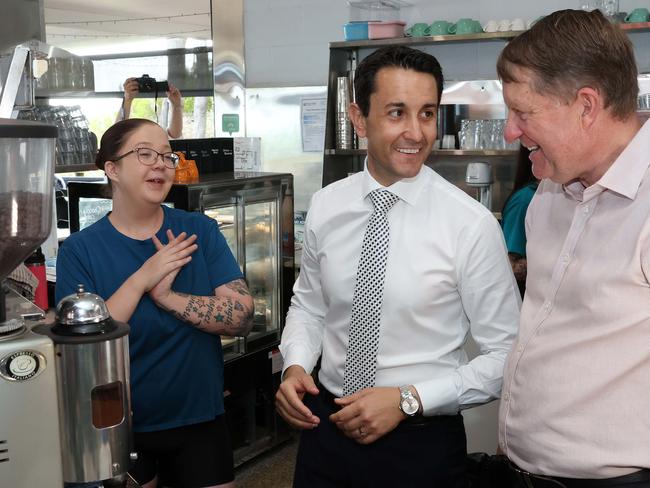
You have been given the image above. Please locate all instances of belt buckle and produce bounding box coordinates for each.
[511,465,568,488]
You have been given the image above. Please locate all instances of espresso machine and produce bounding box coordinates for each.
[465,161,493,210]
[0,118,134,487]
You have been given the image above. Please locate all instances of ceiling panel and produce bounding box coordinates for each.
[44,0,212,49]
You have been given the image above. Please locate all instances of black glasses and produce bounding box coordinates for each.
[113,147,180,169]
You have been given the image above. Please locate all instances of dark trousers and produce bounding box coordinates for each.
[293,388,468,488]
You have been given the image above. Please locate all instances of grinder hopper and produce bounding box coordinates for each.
[0,118,57,326]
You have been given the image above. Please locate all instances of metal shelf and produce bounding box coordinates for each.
[330,30,523,49]
[331,25,650,49]
[325,148,517,156]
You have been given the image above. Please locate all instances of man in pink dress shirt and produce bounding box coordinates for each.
[496,9,650,488]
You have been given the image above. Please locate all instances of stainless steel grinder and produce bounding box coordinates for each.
[34,284,134,486]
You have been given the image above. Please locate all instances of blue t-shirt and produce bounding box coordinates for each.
[501,182,538,257]
[55,205,243,432]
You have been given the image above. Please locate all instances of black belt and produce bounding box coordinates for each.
[509,462,650,488]
[316,385,457,427]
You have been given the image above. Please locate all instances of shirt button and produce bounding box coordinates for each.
[544,301,551,311]
[562,254,569,262]
[503,393,509,401]
[517,344,523,353]
[583,206,590,214]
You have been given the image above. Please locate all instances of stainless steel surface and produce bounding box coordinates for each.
[0,45,30,117]
[246,86,326,213]
[0,0,44,53]
[55,336,131,482]
[55,284,111,325]
[212,0,246,136]
[0,287,44,336]
[0,319,63,488]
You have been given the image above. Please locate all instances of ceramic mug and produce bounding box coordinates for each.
[406,22,430,36]
[497,19,511,32]
[625,7,650,22]
[429,20,452,35]
[450,18,481,35]
[484,19,499,32]
[510,18,526,30]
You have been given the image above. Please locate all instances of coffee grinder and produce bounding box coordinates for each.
[34,286,133,487]
[0,118,63,487]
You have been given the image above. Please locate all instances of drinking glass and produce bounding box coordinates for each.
[601,0,618,17]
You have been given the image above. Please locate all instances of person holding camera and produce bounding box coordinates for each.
[117,77,183,139]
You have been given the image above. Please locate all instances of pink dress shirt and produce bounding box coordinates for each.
[499,120,650,478]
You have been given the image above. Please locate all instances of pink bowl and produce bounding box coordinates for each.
[368,21,407,39]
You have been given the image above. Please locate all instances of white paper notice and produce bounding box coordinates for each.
[301,97,326,153]
[234,137,261,171]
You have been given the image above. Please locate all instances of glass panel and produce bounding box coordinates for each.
[204,204,241,358]
[204,205,238,261]
[91,381,124,428]
[245,200,278,338]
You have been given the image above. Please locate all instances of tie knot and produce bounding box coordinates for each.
[369,189,399,213]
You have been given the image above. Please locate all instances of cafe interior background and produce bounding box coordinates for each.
[3,0,650,484]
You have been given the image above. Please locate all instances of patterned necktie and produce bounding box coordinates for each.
[343,189,400,396]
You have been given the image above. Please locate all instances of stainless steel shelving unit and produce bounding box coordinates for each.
[322,31,524,186]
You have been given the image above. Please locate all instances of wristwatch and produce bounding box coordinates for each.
[398,385,420,417]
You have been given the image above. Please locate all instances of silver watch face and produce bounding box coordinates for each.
[400,397,419,416]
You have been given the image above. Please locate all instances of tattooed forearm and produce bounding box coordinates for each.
[158,282,254,337]
[225,279,251,296]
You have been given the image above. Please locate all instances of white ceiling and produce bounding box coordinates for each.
[43,0,212,51]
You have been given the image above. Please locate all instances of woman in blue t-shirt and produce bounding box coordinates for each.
[56,119,253,488]
[501,146,539,297]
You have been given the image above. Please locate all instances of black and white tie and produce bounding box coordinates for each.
[343,189,399,396]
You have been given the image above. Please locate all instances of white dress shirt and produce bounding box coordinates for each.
[280,164,520,415]
[499,120,650,478]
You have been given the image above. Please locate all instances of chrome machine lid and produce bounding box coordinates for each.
[56,284,110,325]
[52,284,116,336]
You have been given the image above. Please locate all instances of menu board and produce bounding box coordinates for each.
[78,198,112,230]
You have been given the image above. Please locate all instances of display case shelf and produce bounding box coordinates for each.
[55,164,98,173]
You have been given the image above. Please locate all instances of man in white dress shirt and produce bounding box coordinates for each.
[276,45,520,487]
[497,9,650,487]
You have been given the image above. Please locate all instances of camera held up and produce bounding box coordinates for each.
[135,74,169,94]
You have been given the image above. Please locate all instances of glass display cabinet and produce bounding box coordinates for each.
[166,172,294,360]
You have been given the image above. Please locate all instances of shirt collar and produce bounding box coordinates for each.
[360,159,427,206]
[565,119,650,202]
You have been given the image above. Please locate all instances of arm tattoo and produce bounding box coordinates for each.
[225,279,251,296]
[162,279,254,336]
